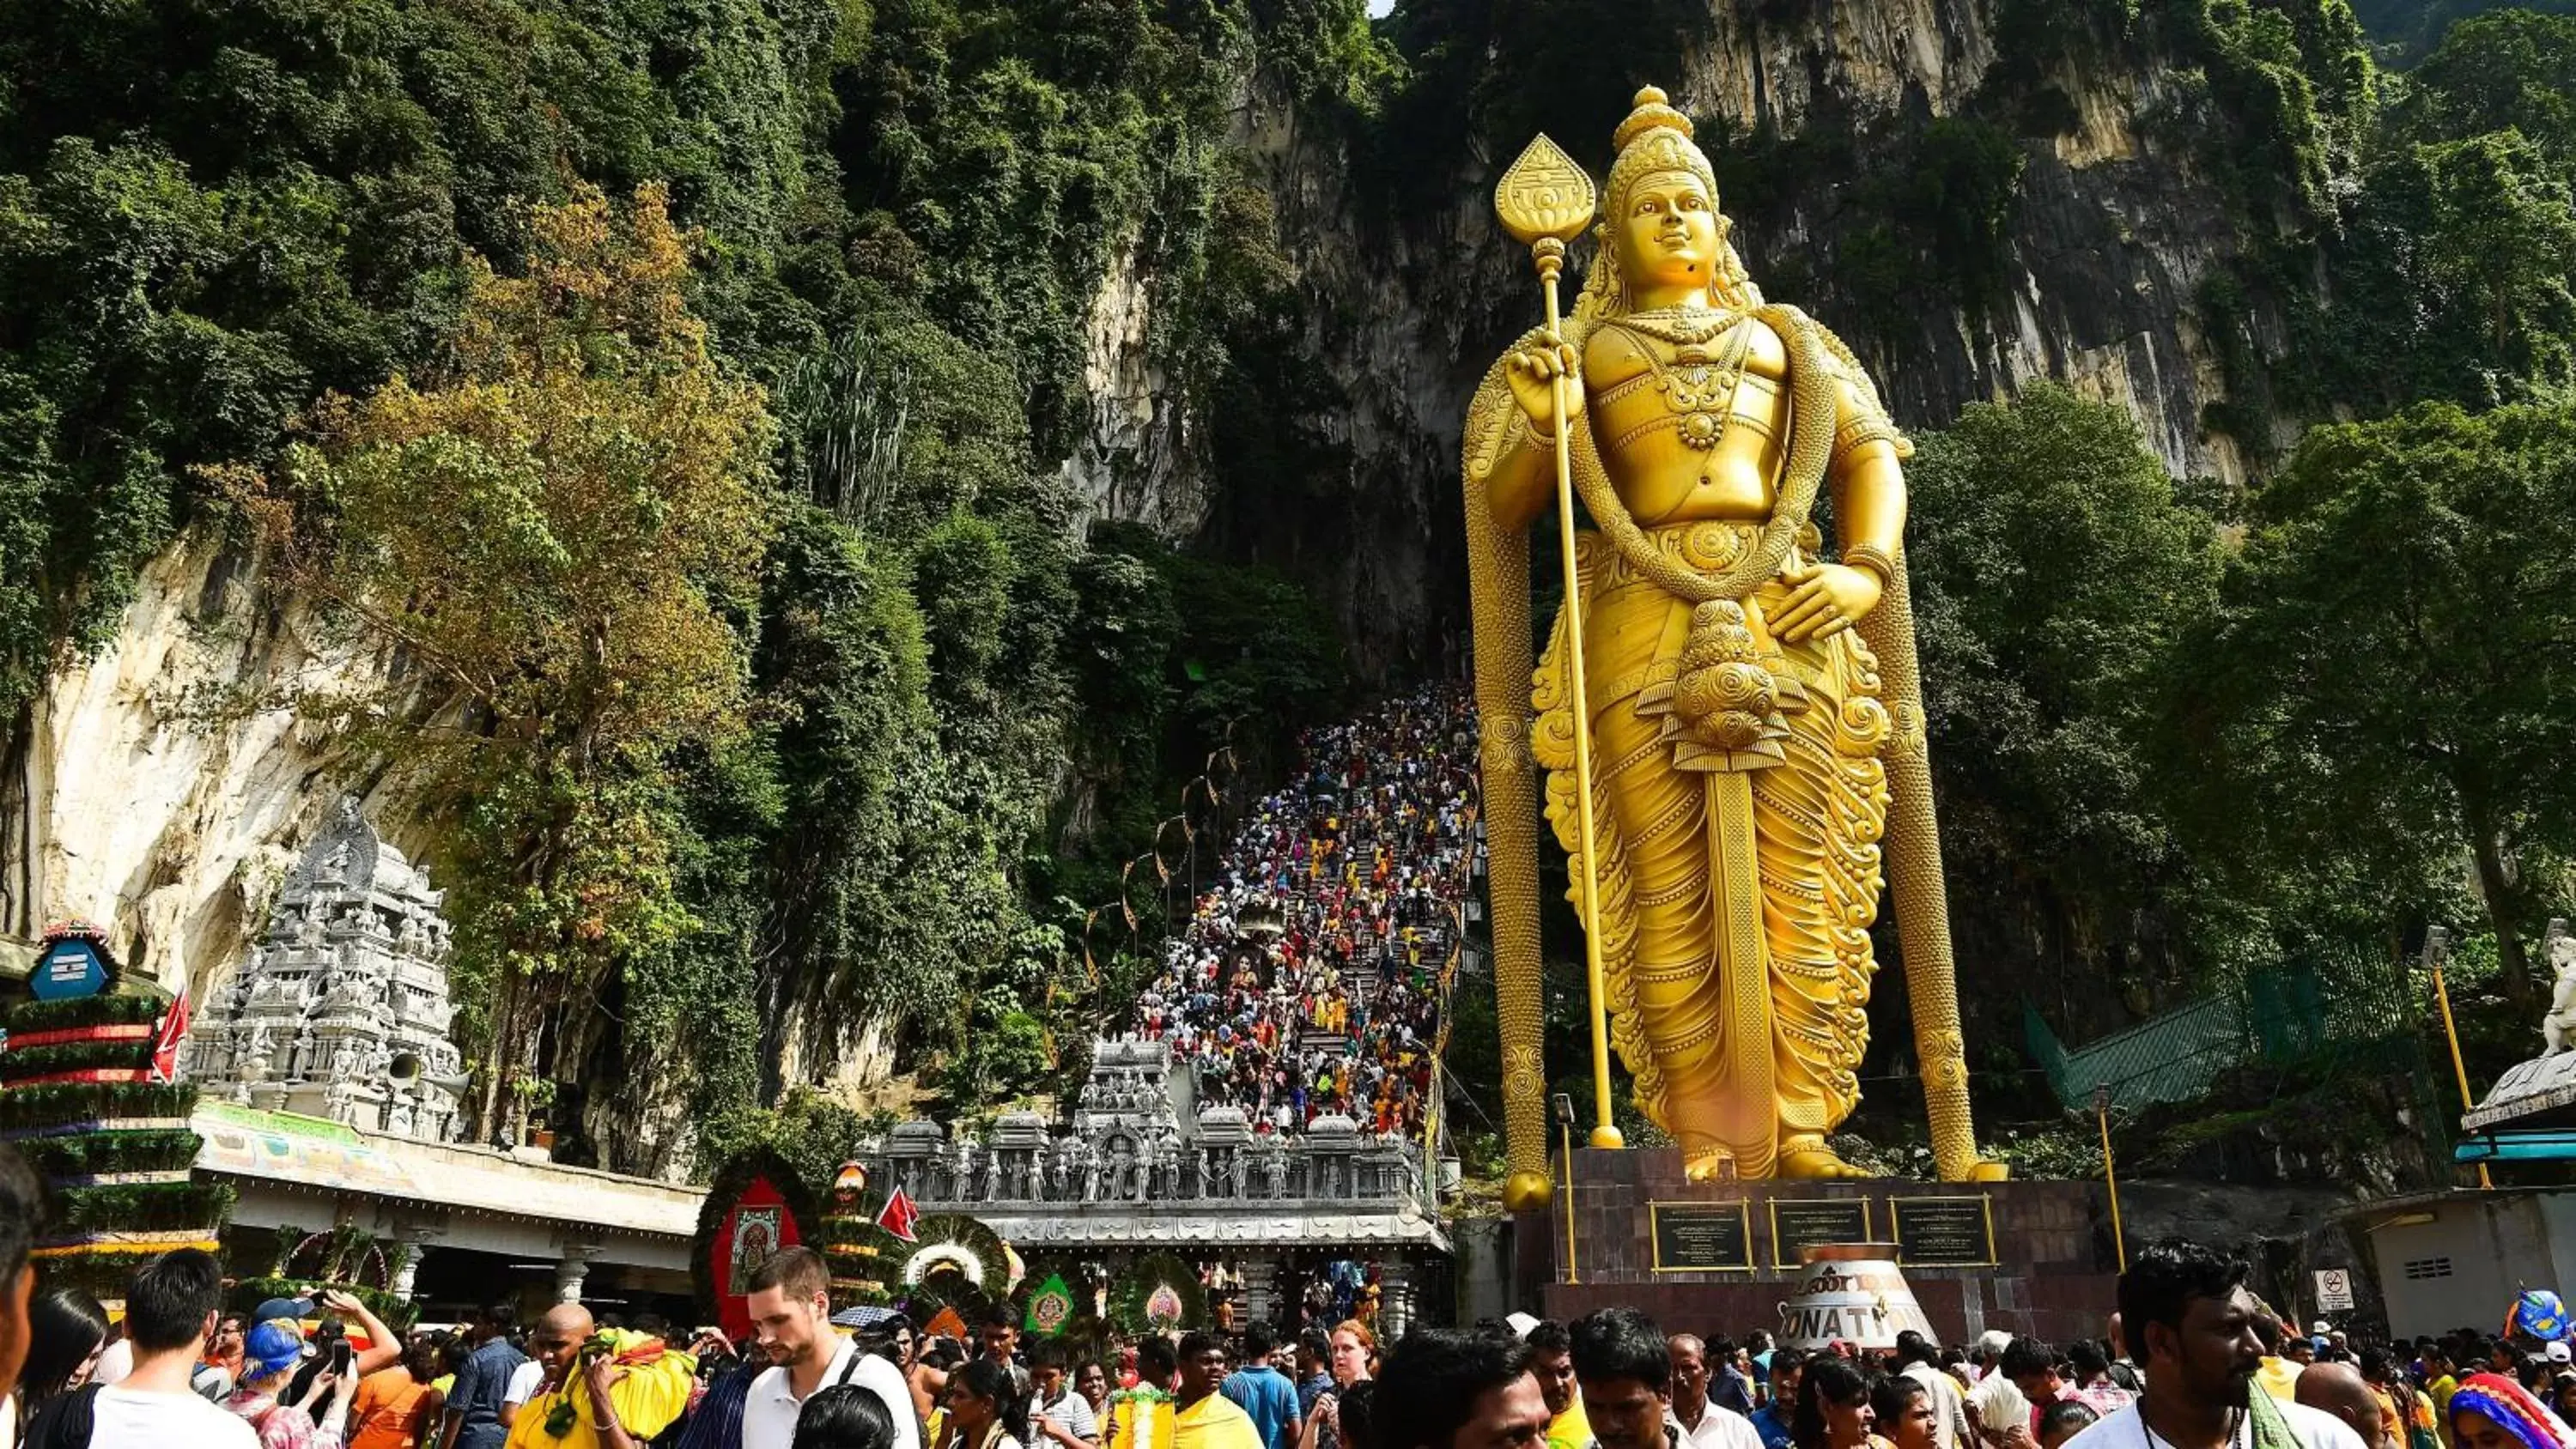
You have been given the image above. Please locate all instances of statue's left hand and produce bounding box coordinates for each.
[1771,561,1881,642]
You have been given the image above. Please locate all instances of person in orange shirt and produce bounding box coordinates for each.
[349,1338,446,1449]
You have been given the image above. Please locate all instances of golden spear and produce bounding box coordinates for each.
[1495,136,1624,1153]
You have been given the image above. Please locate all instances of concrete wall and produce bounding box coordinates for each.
[2366,1192,2566,1339]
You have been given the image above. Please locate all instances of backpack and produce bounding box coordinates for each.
[22,1384,102,1449]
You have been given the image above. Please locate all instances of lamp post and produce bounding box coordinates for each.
[2093,1083,2125,1271]
[1555,1092,1579,1284]
[2424,926,2493,1191]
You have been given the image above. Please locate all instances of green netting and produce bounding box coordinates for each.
[2026,993,2240,1113]
[2026,952,2427,1116]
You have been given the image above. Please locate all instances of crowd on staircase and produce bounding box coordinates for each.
[1134,683,1482,1139]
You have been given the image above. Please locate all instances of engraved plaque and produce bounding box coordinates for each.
[1770,1197,1872,1267]
[1651,1201,1755,1272]
[1891,1195,1996,1266]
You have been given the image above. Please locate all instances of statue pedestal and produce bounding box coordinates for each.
[2466,1051,2576,1132]
[1523,1149,2117,1345]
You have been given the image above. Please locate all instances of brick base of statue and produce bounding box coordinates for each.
[1519,1149,2118,1345]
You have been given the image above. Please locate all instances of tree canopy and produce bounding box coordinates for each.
[2181,402,2576,1002]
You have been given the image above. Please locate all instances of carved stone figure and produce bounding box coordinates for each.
[195,800,465,1142]
[2544,926,2576,1055]
[1468,88,1992,1197]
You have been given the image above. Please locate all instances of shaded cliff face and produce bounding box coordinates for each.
[0,528,413,994]
[1097,0,2262,676]
[3,0,2282,1156]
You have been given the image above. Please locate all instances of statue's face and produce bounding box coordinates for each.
[1614,167,1720,294]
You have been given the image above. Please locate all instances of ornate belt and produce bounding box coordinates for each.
[1587,518,1817,593]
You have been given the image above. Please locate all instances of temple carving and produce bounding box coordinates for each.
[186,799,469,1142]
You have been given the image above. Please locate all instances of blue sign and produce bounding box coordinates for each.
[30,939,110,1001]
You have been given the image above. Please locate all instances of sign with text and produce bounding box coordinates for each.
[1891,1195,1996,1266]
[1770,1197,1872,1267]
[2314,1268,2354,1312]
[1650,1200,1755,1272]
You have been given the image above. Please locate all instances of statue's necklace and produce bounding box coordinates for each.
[1601,308,1753,451]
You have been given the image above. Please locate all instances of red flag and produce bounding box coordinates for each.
[149,984,191,1084]
[876,1185,921,1243]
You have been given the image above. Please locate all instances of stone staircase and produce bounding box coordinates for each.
[1301,1027,1354,1058]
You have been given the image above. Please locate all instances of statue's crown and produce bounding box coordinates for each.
[1603,83,1716,218]
[1613,86,1695,151]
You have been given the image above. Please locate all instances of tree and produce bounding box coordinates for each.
[2190,401,2576,1000]
[227,184,775,1133]
[2396,9,2576,170]
[1903,383,2227,1009]
[2411,131,2576,386]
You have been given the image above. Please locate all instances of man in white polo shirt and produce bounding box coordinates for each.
[740,1246,923,1449]
[1666,1335,1764,1449]
[2061,1241,2366,1449]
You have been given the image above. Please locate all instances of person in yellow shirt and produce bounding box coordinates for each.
[2251,1311,2306,1404]
[2421,1347,2460,1447]
[1175,1334,1262,1449]
[1108,1340,1180,1449]
[1524,1323,1589,1449]
[502,1304,696,1449]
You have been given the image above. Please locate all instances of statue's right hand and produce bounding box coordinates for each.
[1506,340,1579,438]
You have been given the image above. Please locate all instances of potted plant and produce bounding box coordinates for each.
[513,1076,559,1152]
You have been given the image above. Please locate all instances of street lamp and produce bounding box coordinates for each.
[2093,1083,2125,1271]
[1553,1092,1578,1284]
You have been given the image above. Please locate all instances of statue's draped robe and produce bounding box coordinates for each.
[1469,307,1899,1178]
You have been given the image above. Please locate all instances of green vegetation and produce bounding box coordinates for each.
[0,0,1352,1175]
[2179,402,2576,1003]
[3,0,2573,1183]
[2184,8,2576,441]
[1905,384,2227,1005]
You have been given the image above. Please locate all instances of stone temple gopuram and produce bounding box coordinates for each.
[866,1036,1449,1335]
[186,799,470,1142]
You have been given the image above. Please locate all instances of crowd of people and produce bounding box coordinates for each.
[1133,686,1481,1139]
[8,1134,2574,1449]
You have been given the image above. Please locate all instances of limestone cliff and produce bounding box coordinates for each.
[4,0,2280,1131]
[1091,1,2267,676]
[0,527,413,996]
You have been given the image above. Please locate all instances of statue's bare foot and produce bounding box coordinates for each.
[1684,1149,1737,1182]
[1777,1137,1870,1179]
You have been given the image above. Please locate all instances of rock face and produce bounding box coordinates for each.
[5,0,2273,1142]
[0,527,408,998]
[1061,233,1209,539]
[1072,3,2261,675]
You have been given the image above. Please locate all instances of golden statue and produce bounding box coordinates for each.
[1467,88,1995,1201]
